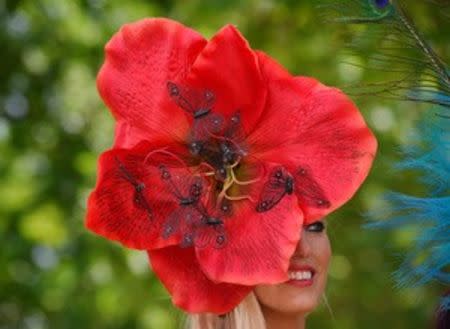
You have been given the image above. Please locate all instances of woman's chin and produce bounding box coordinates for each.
[255,283,322,315]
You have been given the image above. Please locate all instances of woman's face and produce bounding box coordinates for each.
[254,220,331,315]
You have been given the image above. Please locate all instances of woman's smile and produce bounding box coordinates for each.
[286,265,316,287]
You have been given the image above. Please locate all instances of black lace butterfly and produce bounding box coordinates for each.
[256,165,331,212]
[167,81,224,144]
[158,165,228,249]
[256,166,294,212]
[158,165,203,238]
[114,157,153,219]
[294,166,331,209]
[180,203,228,249]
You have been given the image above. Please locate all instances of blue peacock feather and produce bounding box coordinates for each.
[367,118,450,309]
[320,0,450,310]
[319,0,450,107]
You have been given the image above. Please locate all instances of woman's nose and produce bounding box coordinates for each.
[294,235,312,258]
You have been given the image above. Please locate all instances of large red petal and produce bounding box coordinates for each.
[113,120,150,149]
[185,25,266,135]
[86,142,184,250]
[148,246,252,314]
[246,76,318,152]
[249,77,377,222]
[97,18,207,142]
[195,167,303,285]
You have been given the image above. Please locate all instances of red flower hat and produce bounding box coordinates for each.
[86,18,377,314]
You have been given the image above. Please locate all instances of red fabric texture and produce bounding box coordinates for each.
[97,18,205,143]
[196,177,303,286]
[148,246,252,314]
[185,25,267,134]
[87,18,377,314]
[86,142,181,249]
[248,76,377,222]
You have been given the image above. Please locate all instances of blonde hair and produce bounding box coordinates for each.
[186,292,267,329]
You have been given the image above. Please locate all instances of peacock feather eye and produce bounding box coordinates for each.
[374,0,390,9]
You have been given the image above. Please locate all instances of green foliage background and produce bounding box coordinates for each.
[1,0,449,328]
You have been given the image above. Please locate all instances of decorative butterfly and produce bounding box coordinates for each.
[198,111,248,180]
[158,165,203,238]
[256,165,330,213]
[167,81,224,145]
[115,156,153,219]
[158,165,228,249]
[294,166,331,209]
[181,203,228,250]
[218,110,248,164]
[256,166,294,212]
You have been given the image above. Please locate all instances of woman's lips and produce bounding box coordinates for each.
[286,265,316,287]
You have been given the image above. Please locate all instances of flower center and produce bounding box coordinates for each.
[190,121,258,208]
[166,81,258,209]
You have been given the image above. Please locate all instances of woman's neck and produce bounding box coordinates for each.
[262,306,306,329]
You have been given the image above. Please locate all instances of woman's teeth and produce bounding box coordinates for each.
[288,271,313,280]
